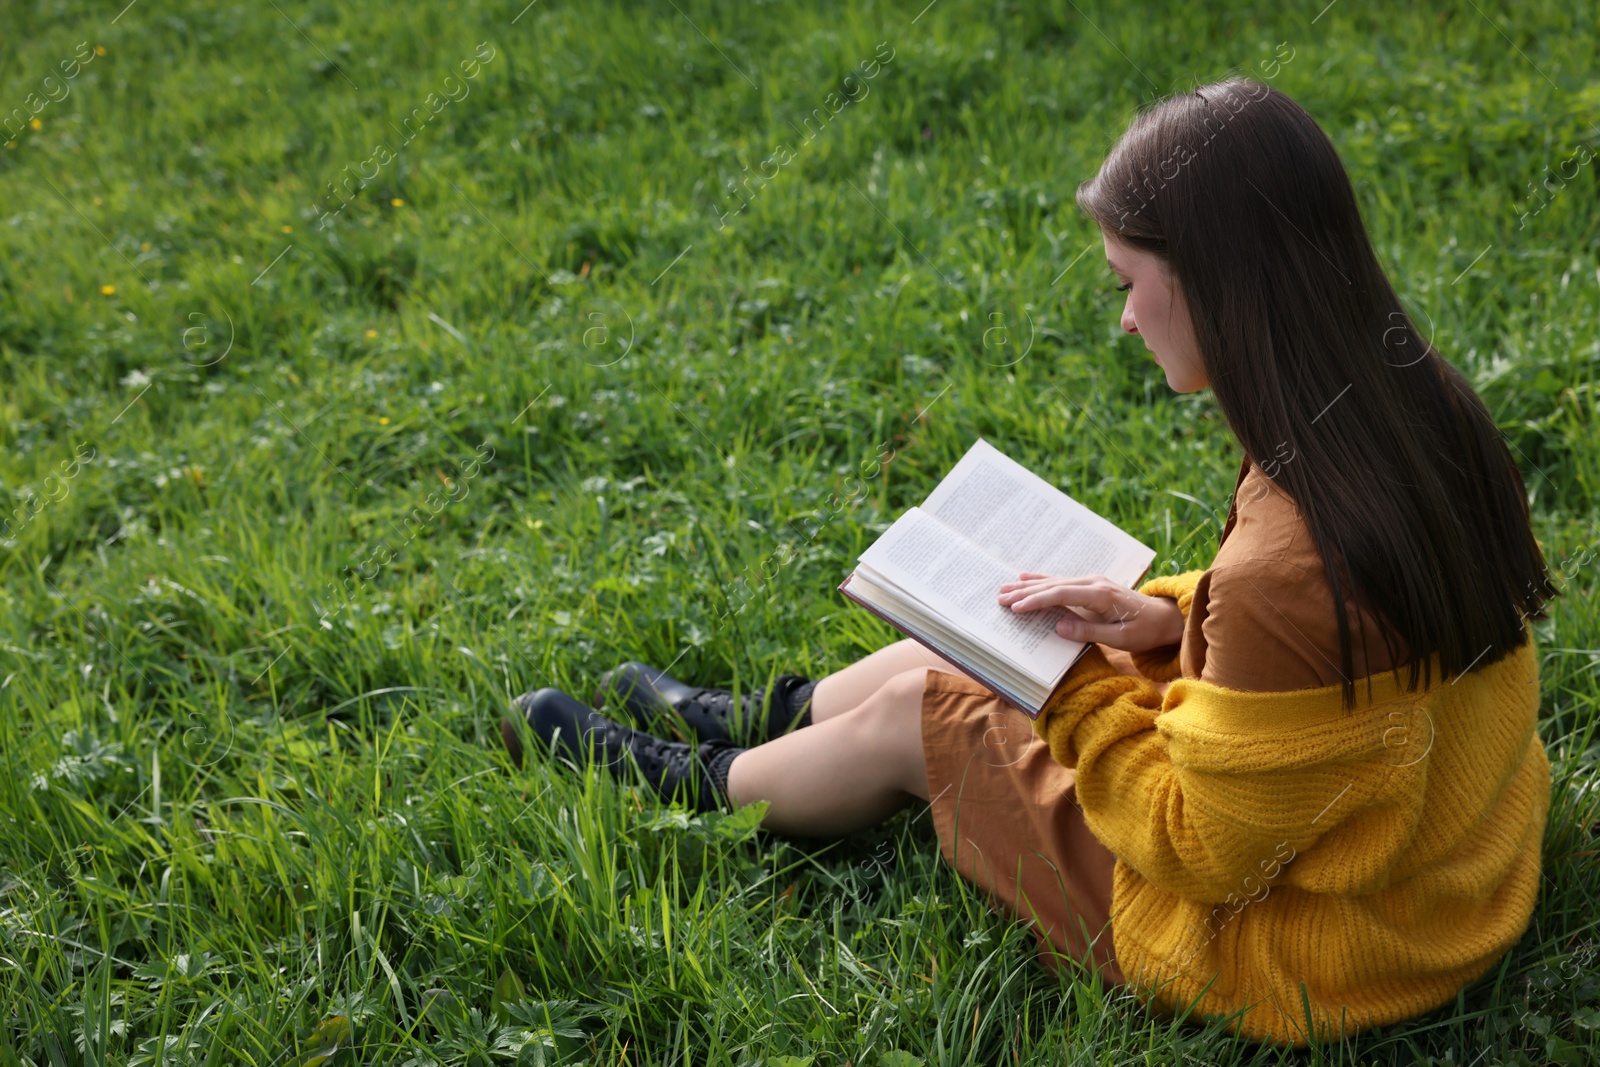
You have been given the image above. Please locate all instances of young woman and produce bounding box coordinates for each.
[503,79,1558,1046]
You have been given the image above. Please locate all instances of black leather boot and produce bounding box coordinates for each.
[501,687,742,814]
[593,661,815,745]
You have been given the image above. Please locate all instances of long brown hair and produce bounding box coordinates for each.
[1077,79,1558,707]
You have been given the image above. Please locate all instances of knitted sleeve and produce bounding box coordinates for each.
[1030,644,1397,902]
[1127,569,1205,682]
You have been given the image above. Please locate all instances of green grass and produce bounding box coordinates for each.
[1,0,1597,1063]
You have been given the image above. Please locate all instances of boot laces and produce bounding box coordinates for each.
[681,687,748,720]
[619,723,691,774]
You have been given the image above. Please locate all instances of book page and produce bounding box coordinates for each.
[921,439,1153,583]
[857,507,1084,683]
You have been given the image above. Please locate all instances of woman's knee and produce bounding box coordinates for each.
[888,638,961,676]
[884,665,931,707]
[859,668,930,745]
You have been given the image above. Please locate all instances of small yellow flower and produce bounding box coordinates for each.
[93,196,103,205]
[391,198,404,207]
[365,329,378,339]
[29,118,42,131]
[281,224,293,233]
[100,284,115,295]
[94,45,106,56]
[140,242,151,251]
[377,416,390,425]
[288,373,299,383]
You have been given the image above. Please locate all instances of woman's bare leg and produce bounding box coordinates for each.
[809,639,963,724]
[726,667,931,837]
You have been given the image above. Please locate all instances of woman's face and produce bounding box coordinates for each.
[1102,232,1209,393]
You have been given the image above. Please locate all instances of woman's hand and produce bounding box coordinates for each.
[996,572,1185,653]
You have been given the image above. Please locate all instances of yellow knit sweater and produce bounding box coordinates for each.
[1033,569,1550,1046]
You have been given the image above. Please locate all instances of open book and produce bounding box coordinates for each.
[839,439,1156,719]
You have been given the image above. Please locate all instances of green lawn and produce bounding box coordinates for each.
[2,0,1597,1063]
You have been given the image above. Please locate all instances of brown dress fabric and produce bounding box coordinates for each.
[921,667,1124,982]
[1181,457,1401,689]
[918,454,1400,980]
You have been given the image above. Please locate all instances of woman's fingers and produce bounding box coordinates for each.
[1057,613,1118,641]
[1004,589,1091,614]
[997,575,1122,614]
[992,575,1183,653]
[998,585,1062,607]
[999,584,1084,611]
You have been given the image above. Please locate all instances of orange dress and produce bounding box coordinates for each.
[918,455,1399,982]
